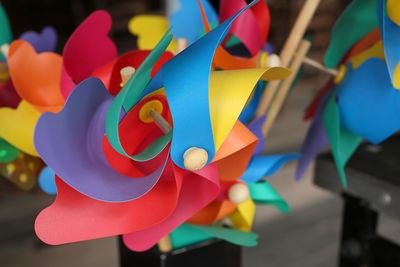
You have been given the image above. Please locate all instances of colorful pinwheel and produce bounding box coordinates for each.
[32,1,295,252]
[297,0,400,187]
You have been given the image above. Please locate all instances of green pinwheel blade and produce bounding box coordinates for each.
[0,2,12,60]
[324,0,378,68]
[322,93,362,187]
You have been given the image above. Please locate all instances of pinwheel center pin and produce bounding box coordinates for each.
[120,66,135,87]
[120,66,209,171]
[259,52,281,68]
[228,183,250,204]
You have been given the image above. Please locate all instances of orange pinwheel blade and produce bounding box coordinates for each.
[8,40,64,113]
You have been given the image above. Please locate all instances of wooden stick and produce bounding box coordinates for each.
[149,109,172,134]
[279,0,321,67]
[303,57,338,76]
[262,40,312,136]
[158,235,173,253]
[254,0,321,119]
[176,38,188,54]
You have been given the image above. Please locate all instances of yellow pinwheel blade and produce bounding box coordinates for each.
[0,101,40,156]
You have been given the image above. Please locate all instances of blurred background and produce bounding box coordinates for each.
[3,0,397,266]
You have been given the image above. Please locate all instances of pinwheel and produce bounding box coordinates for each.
[296,0,400,187]
[32,1,296,252]
[0,2,60,191]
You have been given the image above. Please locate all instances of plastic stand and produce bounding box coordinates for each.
[119,236,241,267]
[315,136,400,267]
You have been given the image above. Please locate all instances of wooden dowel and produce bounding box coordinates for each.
[279,0,321,67]
[303,57,338,76]
[262,40,312,137]
[158,235,173,253]
[254,0,321,119]
[176,38,188,54]
[149,109,172,134]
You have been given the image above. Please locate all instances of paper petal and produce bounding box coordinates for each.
[8,40,64,113]
[246,114,266,156]
[323,92,362,187]
[337,58,400,144]
[169,0,219,45]
[348,28,381,59]
[106,50,173,96]
[251,0,270,47]
[0,79,21,109]
[387,0,400,26]
[63,10,117,83]
[214,121,258,181]
[219,0,264,56]
[378,0,400,88]
[60,63,76,100]
[38,167,57,195]
[188,199,236,225]
[240,154,300,183]
[19,26,57,53]
[34,77,167,202]
[229,197,256,231]
[248,180,289,213]
[35,160,182,245]
[122,163,220,251]
[191,225,258,247]
[197,1,259,70]
[129,15,177,51]
[210,67,290,152]
[324,0,378,68]
[213,46,259,69]
[238,81,263,124]
[0,101,40,156]
[170,223,258,249]
[0,2,12,60]
[296,86,335,180]
[303,80,332,121]
[169,223,214,249]
[348,40,384,69]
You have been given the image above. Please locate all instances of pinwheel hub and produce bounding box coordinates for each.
[183,147,208,171]
[228,183,250,204]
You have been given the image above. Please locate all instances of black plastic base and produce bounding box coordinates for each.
[119,237,241,267]
[315,136,400,267]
